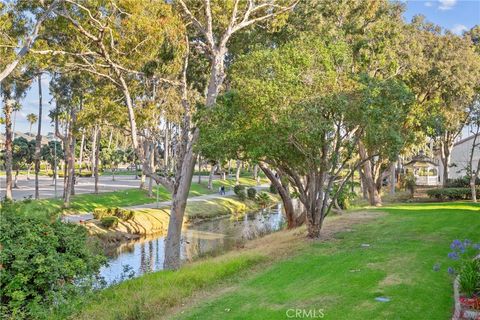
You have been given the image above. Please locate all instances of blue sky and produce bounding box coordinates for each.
[4,0,480,136]
[402,0,480,35]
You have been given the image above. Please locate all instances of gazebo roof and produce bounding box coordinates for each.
[404,154,439,167]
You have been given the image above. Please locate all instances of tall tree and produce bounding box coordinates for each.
[26,113,38,135]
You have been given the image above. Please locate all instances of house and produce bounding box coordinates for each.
[437,134,480,184]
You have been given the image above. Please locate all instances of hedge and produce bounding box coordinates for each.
[426,187,480,201]
[93,207,135,221]
[100,216,119,228]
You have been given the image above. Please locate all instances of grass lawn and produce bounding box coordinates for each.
[37,177,268,214]
[69,202,480,320]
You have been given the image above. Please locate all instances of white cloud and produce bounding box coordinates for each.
[451,24,468,35]
[438,0,457,10]
[425,1,433,7]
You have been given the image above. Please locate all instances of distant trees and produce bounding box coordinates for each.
[26,113,37,135]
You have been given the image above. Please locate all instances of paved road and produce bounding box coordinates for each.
[0,174,214,200]
[0,174,145,200]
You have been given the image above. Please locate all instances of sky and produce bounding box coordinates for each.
[3,0,480,136]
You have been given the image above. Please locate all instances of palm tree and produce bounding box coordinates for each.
[26,113,38,136]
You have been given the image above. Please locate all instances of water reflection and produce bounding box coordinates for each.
[99,204,284,285]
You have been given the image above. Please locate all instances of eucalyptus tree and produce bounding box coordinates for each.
[1,71,33,199]
[0,0,59,84]
[198,35,414,237]
[406,17,480,186]
[159,0,298,270]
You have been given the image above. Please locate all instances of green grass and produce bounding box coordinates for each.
[175,202,480,320]
[34,176,267,214]
[63,202,480,320]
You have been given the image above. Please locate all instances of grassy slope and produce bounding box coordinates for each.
[69,202,480,320]
[177,202,480,320]
[37,177,267,214]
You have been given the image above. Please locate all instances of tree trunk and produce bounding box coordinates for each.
[164,122,170,172]
[389,162,396,195]
[235,160,241,185]
[197,155,202,184]
[78,130,85,174]
[91,125,98,174]
[440,134,454,187]
[13,169,19,189]
[94,128,100,194]
[208,164,216,189]
[4,99,13,199]
[253,164,259,185]
[358,142,382,206]
[163,130,198,270]
[259,163,301,228]
[70,133,76,196]
[34,74,43,199]
[148,143,155,198]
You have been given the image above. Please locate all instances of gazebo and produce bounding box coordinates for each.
[404,151,440,186]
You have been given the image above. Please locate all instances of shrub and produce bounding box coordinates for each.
[233,184,246,195]
[426,187,479,201]
[247,187,257,200]
[0,200,106,318]
[331,183,357,210]
[459,259,480,298]
[443,239,480,299]
[269,183,278,194]
[403,173,416,195]
[100,216,119,228]
[93,208,109,220]
[256,192,271,208]
[114,208,135,221]
[233,185,247,200]
[446,176,480,188]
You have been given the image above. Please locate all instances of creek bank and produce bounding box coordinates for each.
[86,194,280,245]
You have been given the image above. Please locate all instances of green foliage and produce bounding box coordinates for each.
[458,259,480,298]
[92,208,111,220]
[332,183,357,210]
[426,188,479,201]
[403,173,417,195]
[446,177,480,188]
[256,192,271,208]
[233,185,246,200]
[269,184,278,194]
[247,187,257,200]
[94,208,134,221]
[0,200,105,318]
[113,208,135,221]
[100,216,119,229]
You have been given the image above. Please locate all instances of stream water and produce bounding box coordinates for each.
[99,203,285,285]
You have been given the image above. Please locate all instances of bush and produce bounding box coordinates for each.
[459,259,480,298]
[93,207,110,220]
[114,208,135,221]
[332,183,357,210]
[426,187,479,201]
[269,184,278,194]
[247,187,257,200]
[100,216,119,228]
[233,185,247,200]
[233,184,246,195]
[0,200,106,318]
[256,192,271,208]
[446,176,480,188]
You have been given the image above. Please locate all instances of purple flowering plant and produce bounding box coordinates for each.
[439,239,480,300]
